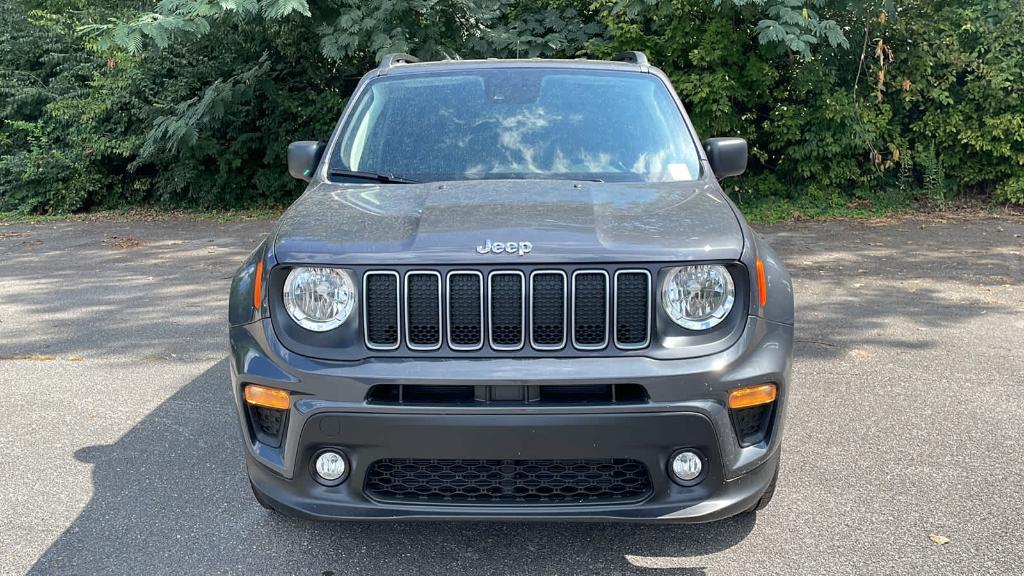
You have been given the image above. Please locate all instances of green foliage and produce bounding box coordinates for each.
[918,144,950,205]
[0,0,148,213]
[995,177,1024,206]
[80,13,210,53]
[596,0,1024,208]
[723,0,850,56]
[1,0,1022,215]
[893,0,1024,194]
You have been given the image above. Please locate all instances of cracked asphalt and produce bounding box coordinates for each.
[1,213,1022,575]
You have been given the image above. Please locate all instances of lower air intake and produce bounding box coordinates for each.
[364,458,652,505]
[249,405,286,448]
[732,403,774,447]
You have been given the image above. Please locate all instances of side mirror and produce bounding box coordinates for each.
[704,137,747,179]
[287,141,326,181]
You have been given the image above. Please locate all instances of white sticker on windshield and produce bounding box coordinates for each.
[667,163,693,181]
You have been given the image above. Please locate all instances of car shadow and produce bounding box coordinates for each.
[29,359,754,575]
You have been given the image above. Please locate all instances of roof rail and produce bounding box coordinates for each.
[611,51,650,69]
[378,53,420,74]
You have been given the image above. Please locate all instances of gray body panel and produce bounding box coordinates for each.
[272,180,742,265]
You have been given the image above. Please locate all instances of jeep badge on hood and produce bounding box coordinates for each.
[476,240,533,256]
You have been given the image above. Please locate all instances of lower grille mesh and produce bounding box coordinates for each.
[365,458,652,505]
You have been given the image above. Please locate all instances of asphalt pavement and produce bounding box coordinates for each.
[1,213,1022,575]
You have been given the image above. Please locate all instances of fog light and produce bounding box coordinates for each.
[314,450,348,482]
[670,450,703,483]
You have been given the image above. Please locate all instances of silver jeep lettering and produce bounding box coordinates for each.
[476,239,533,256]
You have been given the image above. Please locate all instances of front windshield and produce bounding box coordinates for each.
[330,68,702,183]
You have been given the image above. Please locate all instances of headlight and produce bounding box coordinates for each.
[661,265,735,330]
[283,267,356,331]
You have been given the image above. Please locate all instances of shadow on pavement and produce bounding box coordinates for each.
[0,220,267,364]
[30,360,753,575]
[761,217,1022,361]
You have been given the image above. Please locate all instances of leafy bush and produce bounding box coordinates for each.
[1,0,1022,214]
[599,0,1024,205]
[995,177,1024,206]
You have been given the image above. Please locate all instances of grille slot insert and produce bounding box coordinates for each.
[530,270,567,350]
[363,271,400,350]
[571,270,609,349]
[405,271,442,350]
[614,270,651,349]
[488,271,525,350]
[364,458,653,505]
[446,271,484,350]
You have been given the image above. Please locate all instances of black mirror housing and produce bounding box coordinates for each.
[288,141,326,181]
[704,138,747,179]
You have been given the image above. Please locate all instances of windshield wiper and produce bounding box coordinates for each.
[328,169,418,184]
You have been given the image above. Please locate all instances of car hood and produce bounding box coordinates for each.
[272,179,744,265]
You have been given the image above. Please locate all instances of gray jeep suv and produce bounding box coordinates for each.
[228,52,794,522]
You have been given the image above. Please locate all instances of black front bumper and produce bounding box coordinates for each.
[246,410,780,522]
[233,315,792,522]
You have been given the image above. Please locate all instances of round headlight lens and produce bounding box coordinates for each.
[283,267,356,331]
[662,265,735,330]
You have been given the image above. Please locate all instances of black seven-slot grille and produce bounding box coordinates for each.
[364,458,653,505]
[363,268,651,352]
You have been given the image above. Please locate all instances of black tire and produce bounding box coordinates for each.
[250,480,279,513]
[747,464,779,513]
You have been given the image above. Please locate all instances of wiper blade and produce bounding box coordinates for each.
[328,169,418,184]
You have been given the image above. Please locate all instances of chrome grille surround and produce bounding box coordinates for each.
[487,270,526,351]
[363,270,401,350]
[529,270,568,350]
[570,269,610,350]
[613,269,652,350]
[445,271,484,351]
[362,267,652,353]
[404,271,442,351]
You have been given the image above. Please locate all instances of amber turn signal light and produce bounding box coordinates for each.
[755,258,767,307]
[244,384,290,410]
[253,259,264,309]
[728,383,777,409]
